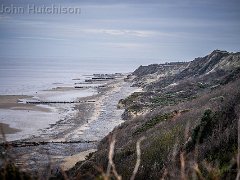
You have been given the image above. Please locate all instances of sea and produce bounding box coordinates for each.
[0,57,141,95]
[0,57,142,141]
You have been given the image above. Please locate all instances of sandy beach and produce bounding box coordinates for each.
[0,95,53,140]
[0,95,50,112]
[61,149,97,171]
[1,76,138,177]
[0,122,21,135]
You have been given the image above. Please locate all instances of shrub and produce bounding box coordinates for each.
[186,109,213,151]
[133,112,174,135]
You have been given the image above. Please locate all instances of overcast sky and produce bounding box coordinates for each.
[0,0,240,62]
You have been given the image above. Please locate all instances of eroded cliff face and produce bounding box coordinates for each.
[120,50,240,118]
[132,62,188,87]
[133,50,240,91]
[67,50,240,180]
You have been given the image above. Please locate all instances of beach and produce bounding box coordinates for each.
[0,74,139,176]
[0,95,57,141]
[0,95,50,112]
[0,122,21,135]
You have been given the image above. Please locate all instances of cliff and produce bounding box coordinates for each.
[67,50,240,179]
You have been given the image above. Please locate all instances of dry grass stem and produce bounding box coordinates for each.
[180,152,186,180]
[105,134,121,180]
[130,136,146,180]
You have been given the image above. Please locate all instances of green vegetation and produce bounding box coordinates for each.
[151,96,177,106]
[206,145,238,176]
[128,104,143,113]
[185,102,239,179]
[191,109,213,145]
[121,92,142,105]
[150,92,197,107]
[133,112,174,135]
[139,125,183,179]
[114,148,135,162]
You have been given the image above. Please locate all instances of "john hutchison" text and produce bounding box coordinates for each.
[0,4,81,14]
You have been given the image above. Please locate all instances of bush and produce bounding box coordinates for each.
[133,112,174,135]
[185,109,214,152]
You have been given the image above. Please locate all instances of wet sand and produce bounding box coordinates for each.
[0,122,21,135]
[61,149,97,171]
[0,95,52,139]
[0,95,51,112]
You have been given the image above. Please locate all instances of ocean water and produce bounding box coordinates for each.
[0,57,139,95]
[0,57,140,141]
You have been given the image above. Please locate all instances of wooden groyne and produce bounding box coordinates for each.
[93,73,123,78]
[74,85,106,89]
[92,77,114,80]
[85,79,108,82]
[26,100,95,104]
[1,140,98,148]
[84,76,116,83]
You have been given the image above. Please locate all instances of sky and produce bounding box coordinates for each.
[0,0,240,62]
